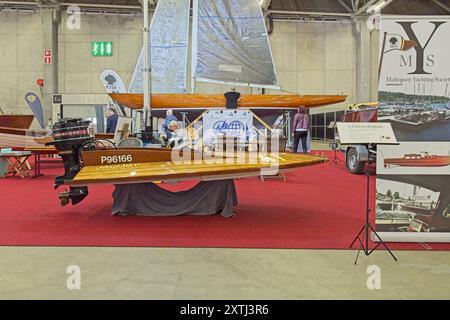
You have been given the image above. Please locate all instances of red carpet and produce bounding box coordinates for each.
[0,152,449,250]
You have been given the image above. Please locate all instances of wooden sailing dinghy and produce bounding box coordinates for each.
[109,93,347,110]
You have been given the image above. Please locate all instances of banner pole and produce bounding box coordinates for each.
[378,32,387,83]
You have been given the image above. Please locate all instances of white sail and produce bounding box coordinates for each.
[192,0,279,89]
[129,0,190,93]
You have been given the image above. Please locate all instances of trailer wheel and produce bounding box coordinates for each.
[346,147,365,174]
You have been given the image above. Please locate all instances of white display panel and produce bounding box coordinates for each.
[336,122,398,145]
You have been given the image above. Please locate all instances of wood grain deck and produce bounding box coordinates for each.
[68,152,326,186]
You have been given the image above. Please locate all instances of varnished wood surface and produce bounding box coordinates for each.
[81,147,177,166]
[0,115,34,129]
[68,152,326,186]
[94,133,115,139]
[34,133,117,145]
[0,127,47,136]
[109,93,347,110]
[24,146,58,154]
[33,136,53,145]
[0,132,41,149]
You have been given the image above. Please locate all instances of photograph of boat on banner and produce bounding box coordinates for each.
[377,142,450,174]
[377,94,450,142]
[376,175,450,233]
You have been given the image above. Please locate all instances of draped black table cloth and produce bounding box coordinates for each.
[112,179,237,217]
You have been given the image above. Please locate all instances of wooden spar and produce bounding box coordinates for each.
[249,110,273,132]
[186,110,208,130]
[109,93,347,110]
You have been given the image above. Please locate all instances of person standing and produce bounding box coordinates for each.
[292,106,310,154]
[224,87,241,109]
[106,107,119,133]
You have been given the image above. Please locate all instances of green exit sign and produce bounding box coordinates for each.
[91,41,113,57]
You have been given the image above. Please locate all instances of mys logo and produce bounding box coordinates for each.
[396,21,446,74]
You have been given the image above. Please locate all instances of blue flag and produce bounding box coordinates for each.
[24,92,45,129]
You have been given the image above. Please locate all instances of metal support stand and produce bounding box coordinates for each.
[328,122,343,165]
[349,143,398,264]
[181,112,189,129]
[328,143,344,166]
[285,111,292,147]
[141,0,157,145]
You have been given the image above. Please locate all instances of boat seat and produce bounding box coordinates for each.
[117,138,143,148]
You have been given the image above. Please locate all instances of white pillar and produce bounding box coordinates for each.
[354,18,377,103]
[41,7,60,123]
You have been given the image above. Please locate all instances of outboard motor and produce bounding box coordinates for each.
[47,118,92,206]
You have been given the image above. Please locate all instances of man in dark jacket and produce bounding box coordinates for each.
[106,107,119,133]
[224,87,240,109]
[292,106,310,153]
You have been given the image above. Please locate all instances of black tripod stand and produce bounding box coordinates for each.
[349,143,397,264]
[329,142,345,165]
[328,121,344,165]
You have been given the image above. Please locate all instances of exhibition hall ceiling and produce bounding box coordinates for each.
[0,0,449,16]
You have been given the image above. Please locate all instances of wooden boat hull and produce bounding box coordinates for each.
[67,148,326,186]
[384,156,450,167]
[33,136,54,145]
[109,93,347,110]
[341,108,377,122]
[0,115,34,129]
[0,127,48,149]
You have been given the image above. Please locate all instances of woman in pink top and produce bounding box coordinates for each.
[292,106,310,154]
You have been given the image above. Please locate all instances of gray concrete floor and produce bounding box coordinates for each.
[0,246,449,300]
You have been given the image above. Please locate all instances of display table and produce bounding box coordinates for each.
[112,179,237,217]
[24,146,60,178]
[0,151,32,178]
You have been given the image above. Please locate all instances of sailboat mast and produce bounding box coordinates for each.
[190,0,198,94]
[143,0,151,128]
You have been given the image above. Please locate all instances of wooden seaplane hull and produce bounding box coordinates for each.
[108,93,347,110]
[66,148,326,187]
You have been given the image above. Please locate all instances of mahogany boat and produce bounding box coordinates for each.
[108,93,347,110]
[0,126,48,149]
[49,118,327,205]
[33,133,115,145]
[340,105,378,122]
[69,148,325,187]
[384,152,450,168]
[0,114,49,149]
[33,136,54,145]
[0,115,34,129]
